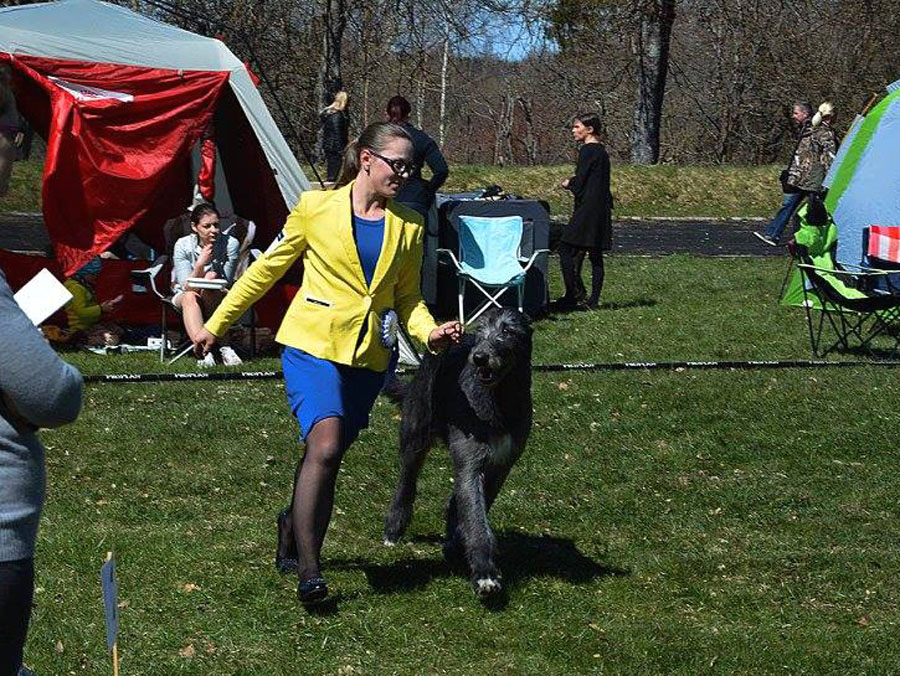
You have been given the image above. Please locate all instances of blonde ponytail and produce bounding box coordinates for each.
[812,101,835,127]
[333,139,360,188]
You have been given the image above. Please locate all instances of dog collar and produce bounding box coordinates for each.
[380,309,399,349]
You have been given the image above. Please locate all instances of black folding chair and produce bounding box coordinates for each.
[795,247,900,357]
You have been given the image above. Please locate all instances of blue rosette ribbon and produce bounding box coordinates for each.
[380,309,399,349]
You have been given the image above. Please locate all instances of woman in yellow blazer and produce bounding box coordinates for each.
[193,122,462,604]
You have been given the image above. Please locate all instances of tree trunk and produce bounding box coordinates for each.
[416,73,424,127]
[363,75,369,127]
[439,36,449,147]
[315,0,346,111]
[493,95,514,166]
[630,0,676,164]
[517,96,538,165]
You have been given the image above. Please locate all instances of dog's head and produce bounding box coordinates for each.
[468,308,532,387]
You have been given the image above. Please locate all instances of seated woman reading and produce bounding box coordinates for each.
[172,203,243,366]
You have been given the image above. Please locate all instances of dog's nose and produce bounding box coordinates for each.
[472,351,489,367]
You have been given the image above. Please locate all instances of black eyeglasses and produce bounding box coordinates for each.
[368,150,416,177]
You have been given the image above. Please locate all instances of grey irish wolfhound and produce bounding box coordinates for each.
[383,307,533,598]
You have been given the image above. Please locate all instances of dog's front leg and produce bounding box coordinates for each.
[451,450,502,597]
[383,428,431,545]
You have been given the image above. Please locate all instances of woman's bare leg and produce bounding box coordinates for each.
[175,291,206,342]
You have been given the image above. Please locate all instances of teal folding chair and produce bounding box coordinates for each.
[437,215,549,325]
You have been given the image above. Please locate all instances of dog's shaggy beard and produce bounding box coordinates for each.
[460,309,532,425]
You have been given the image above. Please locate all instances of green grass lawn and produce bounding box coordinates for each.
[13,159,780,218]
[23,255,900,675]
[445,164,780,219]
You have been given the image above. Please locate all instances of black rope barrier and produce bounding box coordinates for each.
[82,359,900,384]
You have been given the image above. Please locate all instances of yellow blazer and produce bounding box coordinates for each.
[205,181,438,371]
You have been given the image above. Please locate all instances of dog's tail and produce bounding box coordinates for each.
[381,375,410,405]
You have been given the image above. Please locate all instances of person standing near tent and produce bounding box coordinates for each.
[554,113,612,311]
[0,65,26,199]
[808,101,838,180]
[385,95,449,218]
[320,91,349,183]
[754,101,838,246]
[1,266,83,676]
[191,121,463,605]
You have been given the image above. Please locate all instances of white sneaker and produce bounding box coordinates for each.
[752,231,779,247]
[219,345,243,366]
[197,351,216,368]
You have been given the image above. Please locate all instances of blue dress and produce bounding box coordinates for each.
[282,214,387,444]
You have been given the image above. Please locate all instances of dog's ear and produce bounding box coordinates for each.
[510,307,531,325]
[506,308,533,334]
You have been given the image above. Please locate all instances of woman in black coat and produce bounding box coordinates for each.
[555,113,612,310]
[320,91,349,182]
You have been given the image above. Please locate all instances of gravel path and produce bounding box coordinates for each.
[610,218,785,257]
[0,213,788,258]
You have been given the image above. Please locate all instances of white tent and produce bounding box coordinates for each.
[0,0,309,272]
[0,0,309,206]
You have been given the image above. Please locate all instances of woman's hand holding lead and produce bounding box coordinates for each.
[192,327,218,357]
[427,321,464,352]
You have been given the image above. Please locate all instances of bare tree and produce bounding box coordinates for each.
[315,0,348,109]
[118,0,900,167]
[629,0,676,164]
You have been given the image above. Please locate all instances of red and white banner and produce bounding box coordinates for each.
[866,225,900,264]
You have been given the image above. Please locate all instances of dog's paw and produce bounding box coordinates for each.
[383,537,399,547]
[473,576,503,597]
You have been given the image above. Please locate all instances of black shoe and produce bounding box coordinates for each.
[551,296,579,311]
[275,509,298,574]
[583,297,600,310]
[297,576,328,604]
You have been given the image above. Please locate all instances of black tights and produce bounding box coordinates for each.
[559,242,605,305]
[281,417,347,581]
[0,557,33,676]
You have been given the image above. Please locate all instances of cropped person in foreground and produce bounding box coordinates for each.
[192,121,463,605]
[1,267,83,675]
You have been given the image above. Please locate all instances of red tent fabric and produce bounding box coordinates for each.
[3,54,229,276]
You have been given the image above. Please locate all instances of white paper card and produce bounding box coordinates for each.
[13,268,73,326]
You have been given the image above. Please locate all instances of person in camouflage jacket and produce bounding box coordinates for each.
[755,101,837,246]
[786,102,838,192]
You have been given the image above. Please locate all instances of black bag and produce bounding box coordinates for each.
[780,169,800,194]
